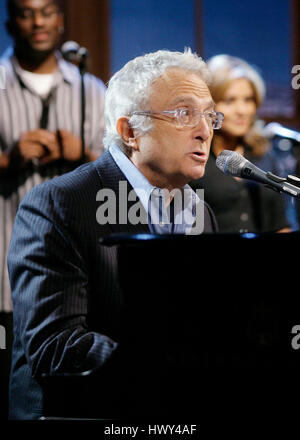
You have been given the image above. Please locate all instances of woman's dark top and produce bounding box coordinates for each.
[190,148,290,233]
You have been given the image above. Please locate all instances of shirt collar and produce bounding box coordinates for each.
[2,47,75,89]
[108,144,201,233]
[109,143,155,213]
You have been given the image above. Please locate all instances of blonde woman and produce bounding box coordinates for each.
[191,54,291,233]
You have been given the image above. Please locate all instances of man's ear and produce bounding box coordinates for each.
[116,117,138,150]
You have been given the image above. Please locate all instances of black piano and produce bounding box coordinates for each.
[41,231,300,419]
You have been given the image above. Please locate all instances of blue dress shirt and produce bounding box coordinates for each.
[109,144,202,234]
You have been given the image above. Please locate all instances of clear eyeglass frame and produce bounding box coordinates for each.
[132,108,224,130]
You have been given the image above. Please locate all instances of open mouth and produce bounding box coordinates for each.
[190,151,207,161]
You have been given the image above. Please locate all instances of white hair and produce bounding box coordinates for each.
[103,48,211,151]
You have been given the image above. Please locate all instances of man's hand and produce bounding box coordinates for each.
[17,129,96,166]
[0,152,9,169]
[59,130,83,162]
[17,130,60,164]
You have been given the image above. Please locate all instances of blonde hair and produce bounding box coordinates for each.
[207,54,269,156]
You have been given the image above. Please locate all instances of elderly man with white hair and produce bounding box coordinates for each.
[7,48,221,419]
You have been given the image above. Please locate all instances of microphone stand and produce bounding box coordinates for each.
[61,43,90,163]
[265,172,300,198]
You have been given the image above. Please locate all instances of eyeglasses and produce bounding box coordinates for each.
[132,108,224,130]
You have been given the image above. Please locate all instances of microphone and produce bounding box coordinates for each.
[263,122,300,144]
[60,41,90,63]
[215,149,300,198]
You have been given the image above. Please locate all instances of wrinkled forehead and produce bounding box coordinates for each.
[149,68,213,110]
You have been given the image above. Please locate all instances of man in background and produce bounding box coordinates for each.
[0,0,106,419]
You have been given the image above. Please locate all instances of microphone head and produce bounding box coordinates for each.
[263,122,300,143]
[61,40,80,56]
[61,41,82,63]
[78,46,90,59]
[263,122,281,139]
[215,150,247,177]
[61,41,90,63]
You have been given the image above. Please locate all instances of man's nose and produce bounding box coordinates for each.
[32,12,46,27]
[195,116,211,141]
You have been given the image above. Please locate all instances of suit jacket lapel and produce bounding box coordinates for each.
[94,150,150,235]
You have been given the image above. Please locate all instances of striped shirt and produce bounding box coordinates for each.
[0,47,106,312]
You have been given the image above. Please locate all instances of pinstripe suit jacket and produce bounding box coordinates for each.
[7,149,218,419]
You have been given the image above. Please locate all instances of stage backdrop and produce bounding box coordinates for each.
[0,0,294,121]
